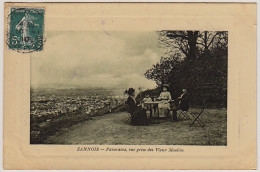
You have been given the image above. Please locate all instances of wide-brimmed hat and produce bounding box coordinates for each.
[127,88,135,95]
[162,84,169,88]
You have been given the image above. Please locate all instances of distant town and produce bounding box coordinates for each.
[30,88,126,118]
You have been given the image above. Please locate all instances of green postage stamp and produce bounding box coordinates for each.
[7,7,44,53]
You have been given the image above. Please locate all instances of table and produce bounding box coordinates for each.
[143,101,161,123]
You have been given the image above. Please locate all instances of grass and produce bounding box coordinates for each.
[30,104,126,144]
[43,107,227,145]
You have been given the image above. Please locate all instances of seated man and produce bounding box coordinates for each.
[178,89,190,111]
[170,89,190,121]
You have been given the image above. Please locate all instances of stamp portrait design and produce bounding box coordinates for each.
[7,7,44,52]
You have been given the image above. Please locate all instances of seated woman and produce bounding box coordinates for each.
[126,88,149,126]
[141,94,153,120]
[141,94,152,109]
[157,85,172,118]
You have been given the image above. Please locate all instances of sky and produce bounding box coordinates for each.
[31,31,162,90]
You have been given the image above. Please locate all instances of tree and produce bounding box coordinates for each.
[158,31,228,59]
[145,30,228,107]
[159,31,199,59]
[145,53,182,86]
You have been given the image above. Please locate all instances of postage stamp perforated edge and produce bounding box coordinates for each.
[6,6,46,53]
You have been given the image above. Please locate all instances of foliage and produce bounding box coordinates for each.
[144,31,228,107]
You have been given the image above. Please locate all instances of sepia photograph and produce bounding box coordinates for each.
[4,2,256,170]
[30,30,228,145]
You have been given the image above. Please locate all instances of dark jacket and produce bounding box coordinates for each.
[180,93,190,111]
[126,96,137,114]
[126,96,148,125]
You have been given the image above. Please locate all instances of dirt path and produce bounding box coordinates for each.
[44,109,227,145]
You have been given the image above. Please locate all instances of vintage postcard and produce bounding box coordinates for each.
[3,2,256,170]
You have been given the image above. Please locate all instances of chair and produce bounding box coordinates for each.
[176,95,191,120]
[178,110,191,120]
[172,99,191,120]
[189,108,205,127]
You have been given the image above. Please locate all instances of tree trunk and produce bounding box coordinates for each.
[187,31,199,59]
[204,31,208,51]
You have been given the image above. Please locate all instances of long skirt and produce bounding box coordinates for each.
[131,107,149,126]
[158,101,170,118]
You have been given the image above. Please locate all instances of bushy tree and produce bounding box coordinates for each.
[144,31,228,107]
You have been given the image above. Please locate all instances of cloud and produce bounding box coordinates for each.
[31,31,161,89]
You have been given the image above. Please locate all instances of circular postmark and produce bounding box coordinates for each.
[6,7,45,53]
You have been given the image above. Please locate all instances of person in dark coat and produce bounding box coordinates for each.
[178,89,190,111]
[126,88,148,126]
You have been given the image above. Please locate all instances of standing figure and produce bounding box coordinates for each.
[158,86,172,118]
[126,88,148,126]
[15,10,39,47]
